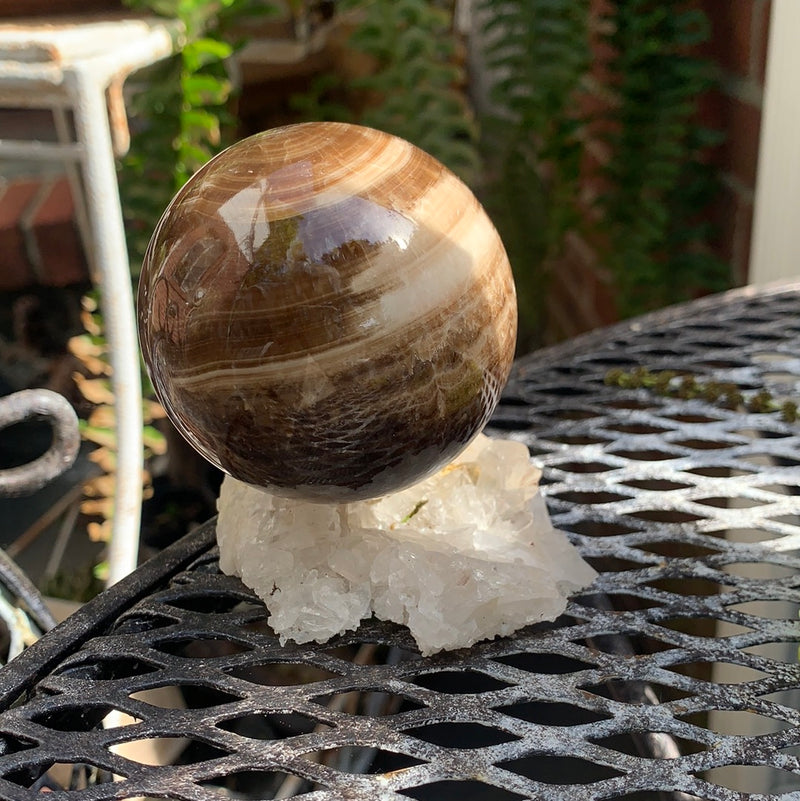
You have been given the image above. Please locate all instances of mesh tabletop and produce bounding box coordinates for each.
[1,282,800,800]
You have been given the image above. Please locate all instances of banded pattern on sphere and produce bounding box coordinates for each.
[138,122,517,501]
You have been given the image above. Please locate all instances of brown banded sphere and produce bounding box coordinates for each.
[138,122,517,502]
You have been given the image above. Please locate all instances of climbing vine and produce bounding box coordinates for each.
[597,1,729,316]
[120,0,274,269]
[477,0,727,340]
[292,0,480,184]
[477,0,590,349]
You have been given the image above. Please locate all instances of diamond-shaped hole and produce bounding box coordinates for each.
[752,351,794,363]
[665,661,768,684]
[497,701,611,727]
[410,670,511,694]
[742,453,800,468]
[687,465,756,478]
[312,689,424,715]
[582,679,693,704]
[217,711,331,739]
[723,561,796,579]
[543,384,593,397]
[726,600,800,620]
[583,556,643,573]
[695,496,768,509]
[112,737,229,765]
[499,754,624,784]
[657,616,752,637]
[705,527,777,543]
[589,731,706,758]
[674,438,737,451]
[628,510,705,523]
[646,577,734,596]
[164,592,255,614]
[551,490,632,505]
[115,613,179,634]
[666,413,725,424]
[605,398,655,410]
[306,746,424,774]
[488,417,531,431]
[758,483,800,496]
[565,519,642,538]
[608,422,672,435]
[610,794,705,801]
[550,433,611,446]
[541,407,598,421]
[129,684,240,709]
[697,765,800,792]
[636,541,719,558]
[225,662,340,686]
[588,355,641,366]
[552,460,618,474]
[744,642,800,664]
[29,704,118,732]
[2,760,118,789]
[621,478,693,491]
[324,643,416,664]
[676,709,790,737]
[399,780,525,800]
[701,358,749,368]
[198,769,317,798]
[497,395,529,407]
[56,655,161,680]
[578,632,677,656]
[0,732,36,755]
[573,591,664,610]
[735,427,792,439]
[767,514,800,528]
[155,636,252,658]
[493,652,596,674]
[404,722,519,749]
[610,448,676,461]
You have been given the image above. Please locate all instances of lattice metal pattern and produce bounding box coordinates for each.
[0,284,799,800]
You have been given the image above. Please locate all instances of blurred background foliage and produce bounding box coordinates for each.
[62,0,732,560]
[119,0,728,349]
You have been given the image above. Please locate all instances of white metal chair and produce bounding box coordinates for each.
[0,13,183,584]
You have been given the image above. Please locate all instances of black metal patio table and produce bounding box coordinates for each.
[1,281,800,800]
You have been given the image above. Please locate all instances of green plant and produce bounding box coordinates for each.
[120,0,275,268]
[73,1,270,563]
[475,0,728,341]
[477,0,590,349]
[597,1,729,316]
[70,293,167,548]
[292,0,480,184]
[604,367,799,423]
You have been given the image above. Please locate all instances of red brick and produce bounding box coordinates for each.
[753,0,771,83]
[592,268,618,326]
[721,94,762,188]
[29,178,88,287]
[733,196,754,284]
[707,184,754,285]
[0,180,38,292]
[708,183,738,267]
[699,0,754,79]
[546,234,615,340]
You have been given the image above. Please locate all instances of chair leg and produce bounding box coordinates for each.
[67,67,143,585]
[53,105,96,281]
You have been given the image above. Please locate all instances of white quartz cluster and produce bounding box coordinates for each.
[216,434,596,655]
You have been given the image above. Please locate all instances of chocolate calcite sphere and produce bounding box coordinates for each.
[138,122,517,502]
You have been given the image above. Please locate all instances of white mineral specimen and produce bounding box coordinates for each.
[216,434,596,655]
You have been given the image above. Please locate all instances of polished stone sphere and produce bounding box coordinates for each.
[138,122,517,502]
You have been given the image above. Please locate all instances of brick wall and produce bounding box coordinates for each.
[0,175,89,293]
[545,0,771,342]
